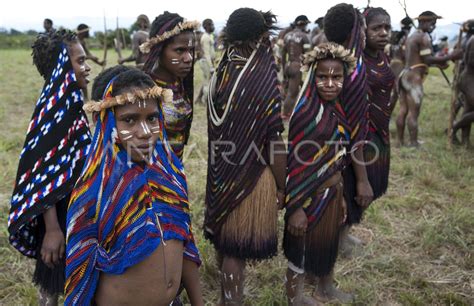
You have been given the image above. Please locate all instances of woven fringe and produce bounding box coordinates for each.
[283,175,343,277]
[215,167,278,260]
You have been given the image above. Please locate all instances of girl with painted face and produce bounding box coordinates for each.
[65,66,203,305]
[141,12,199,161]
[8,30,92,306]
[283,43,356,305]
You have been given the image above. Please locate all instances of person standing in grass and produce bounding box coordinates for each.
[204,8,287,305]
[453,20,474,146]
[141,12,199,161]
[65,66,203,305]
[195,18,216,104]
[395,11,462,147]
[118,14,150,69]
[8,29,92,306]
[345,7,395,226]
[283,42,356,305]
[323,3,375,255]
[281,15,311,119]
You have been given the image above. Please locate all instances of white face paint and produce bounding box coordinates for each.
[150,126,160,134]
[171,58,180,65]
[316,81,325,88]
[188,38,193,47]
[328,67,334,75]
[336,82,343,88]
[140,121,151,135]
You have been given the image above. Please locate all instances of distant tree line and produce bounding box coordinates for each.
[0,27,132,49]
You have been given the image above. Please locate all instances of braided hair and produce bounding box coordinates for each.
[142,11,194,102]
[31,29,78,81]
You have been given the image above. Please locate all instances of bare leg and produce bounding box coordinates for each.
[38,288,58,306]
[406,81,423,147]
[339,225,362,257]
[221,256,245,305]
[396,88,408,147]
[283,62,302,117]
[286,267,319,306]
[313,271,354,303]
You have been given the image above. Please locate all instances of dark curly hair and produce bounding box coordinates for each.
[221,8,277,45]
[91,65,155,100]
[31,29,78,81]
[324,3,357,45]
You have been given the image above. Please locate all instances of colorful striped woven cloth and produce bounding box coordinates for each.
[284,62,350,227]
[204,39,284,240]
[340,9,369,152]
[153,78,192,160]
[65,80,200,305]
[364,50,395,144]
[8,45,91,257]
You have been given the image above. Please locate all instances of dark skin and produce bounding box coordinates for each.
[453,35,474,146]
[41,41,90,270]
[286,59,351,305]
[397,17,463,147]
[339,17,373,209]
[118,17,149,67]
[153,31,194,82]
[149,31,204,305]
[282,23,310,117]
[216,37,288,306]
[96,98,200,305]
[78,30,106,67]
[388,24,411,114]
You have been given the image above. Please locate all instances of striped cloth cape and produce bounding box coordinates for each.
[8,45,91,257]
[65,81,200,305]
[204,39,284,240]
[340,9,369,151]
[284,62,350,226]
[364,50,395,144]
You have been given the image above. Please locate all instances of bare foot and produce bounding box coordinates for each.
[313,284,354,304]
[339,233,363,257]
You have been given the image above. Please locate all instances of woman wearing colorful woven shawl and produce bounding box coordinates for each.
[324,3,375,256]
[283,42,356,305]
[141,12,199,161]
[345,7,394,224]
[65,67,203,305]
[204,8,286,305]
[8,30,92,305]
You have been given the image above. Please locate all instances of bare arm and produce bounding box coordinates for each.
[181,259,204,306]
[41,205,65,268]
[119,33,140,64]
[352,146,373,207]
[420,34,461,65]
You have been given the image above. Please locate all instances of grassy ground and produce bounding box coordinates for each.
[0,49,472,305]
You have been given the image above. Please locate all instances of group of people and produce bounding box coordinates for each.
[8,4,472,306]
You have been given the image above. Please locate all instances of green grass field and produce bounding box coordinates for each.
[0,49,473,305]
